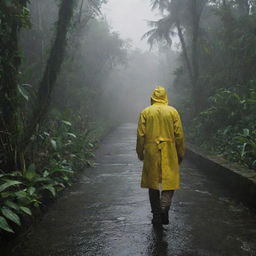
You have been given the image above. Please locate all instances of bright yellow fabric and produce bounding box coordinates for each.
[136,86,185,190]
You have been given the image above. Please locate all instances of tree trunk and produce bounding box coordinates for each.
[191,0,201,114]
[175,1,201,115]
[0,2,27,172]
[176,20,193,85]
[22,0,76,147]
[237,0,250,16]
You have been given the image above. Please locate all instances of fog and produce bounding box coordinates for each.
[1,0,256,250]
[100,49,178,122]
[101,0,177,122]
[103,0,160,50]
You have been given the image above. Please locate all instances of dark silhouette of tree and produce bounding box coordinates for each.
[0,0,30,171]
[145,0,207,114]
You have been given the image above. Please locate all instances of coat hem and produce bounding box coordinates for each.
[141,185,180,190]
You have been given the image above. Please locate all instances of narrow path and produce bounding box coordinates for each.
[3,124,256,256]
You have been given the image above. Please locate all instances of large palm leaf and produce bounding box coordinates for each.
[151,0,171,11]
[142,15,176,47]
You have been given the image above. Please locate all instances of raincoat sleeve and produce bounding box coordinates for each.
[173,110,185,160]
[136,112,146,161]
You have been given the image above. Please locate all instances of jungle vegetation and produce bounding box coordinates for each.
[0,0,256,235]
[0,0,127,234]
[147,0,256,170]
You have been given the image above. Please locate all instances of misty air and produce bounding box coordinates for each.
[0,0,256,255]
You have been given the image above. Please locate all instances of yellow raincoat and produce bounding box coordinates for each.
[136,87,185,190]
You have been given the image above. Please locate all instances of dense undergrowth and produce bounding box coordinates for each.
[188,82,256,170]
[0,111,111,234]
[0,0,125,236]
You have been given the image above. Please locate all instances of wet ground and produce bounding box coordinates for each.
[2,124,256,256]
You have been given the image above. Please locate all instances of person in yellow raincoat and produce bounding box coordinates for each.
[136,86,185,225]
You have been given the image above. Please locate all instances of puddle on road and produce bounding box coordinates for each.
[117,217,126,221]
[237,237,256,254]
[194,189,212,196]
[94,163,131,166]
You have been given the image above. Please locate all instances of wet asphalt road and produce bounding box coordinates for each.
[3,123,256,256]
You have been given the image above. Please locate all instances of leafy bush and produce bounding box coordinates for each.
[188,82,256,169]
[0,172,34,233]
[0,110,110,233]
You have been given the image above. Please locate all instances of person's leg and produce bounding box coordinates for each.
[160,190,174,225]
[148,189,161,224]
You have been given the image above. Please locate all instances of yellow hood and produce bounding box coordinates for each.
[151,86,168,105]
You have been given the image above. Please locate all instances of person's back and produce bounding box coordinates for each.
[140,104,180,143]
[136,86,185,225]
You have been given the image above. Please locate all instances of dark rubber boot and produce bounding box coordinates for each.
[161,207,170,225]
[161,211,169,225]
[152,213,162,225]
[149,189,162,225]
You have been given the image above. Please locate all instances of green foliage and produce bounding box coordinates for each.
[0,216,14,233]
[189,82,256,169]
[0,110,110,233]
[0,0,31,172]
[155,1,256,171]
[0,172,37,233]
[0,0,125,237]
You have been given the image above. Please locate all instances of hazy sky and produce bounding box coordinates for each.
[102,0,159,50]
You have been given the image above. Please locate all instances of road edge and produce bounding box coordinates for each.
[186,143,256,209]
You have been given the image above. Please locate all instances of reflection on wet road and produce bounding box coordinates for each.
[3,124,256,256]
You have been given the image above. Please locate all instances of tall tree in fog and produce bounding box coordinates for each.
[27,0,104,140]
[53,19,127,120]
[0,0,104,171]
[0,0,30,171]
[237,0,250,15]
[145,0,207,113]
[22,0,76,147]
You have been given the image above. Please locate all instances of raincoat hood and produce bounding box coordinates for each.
[151,86,168,105]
